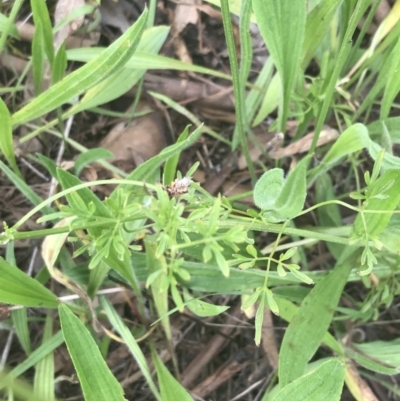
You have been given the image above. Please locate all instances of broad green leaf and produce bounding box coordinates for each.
[0,98,20,176]
[279,250,355,387]
[309,123,400,184]
[254,156,310,222]
[152,348,193,401]
[272,359,345,401]
[351,169,400,240]
[100,297,162,401]
[301,0,343,67]
[368,117,400,143]
[74,148,114,176]
[252,0,307,131]
[59,304,126,401]
[379,214,400,255]
[381,36,400,119]
[11,9,148,126]
[0,257,58,308]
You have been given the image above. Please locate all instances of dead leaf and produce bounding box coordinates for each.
[345,360,380,401]
[269,126,339,159]
[174,0,199,35]
[54,0,86,50]
[99,101,166,171]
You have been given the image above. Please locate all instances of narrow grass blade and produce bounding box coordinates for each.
[152,347,193,401]
[59,304,126,401]
[252,0,307,132]
[381,36,400,119]
[34,313,55,401]
[12,308,32,355]
[0,0,23,53]
[31,0,54,67]
[11,9,148,126]
[310,0,370,152]
[74,148,114,176]
[163,127,189,185]
[0,257,58,308]
[0,98,21,176]
[0,159,52,213]
[100,296,162,401]
[121,124,202,183]
[278,250,356,386]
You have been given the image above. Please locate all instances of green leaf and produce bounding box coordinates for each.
[301,0,343,67]
[163,127,189,185]
[59,304,126,401]
[278,251,355,387]
[252,0,307,131]
[152,348,193,401]
[32,18,45,95]
[70,26,169,114]
[381,36,400,119]
[34,313,55,401]
[183,290,229,317]
[272,359,345,401]
[31,0,54,67]
[74,148,114,176]
[120,125,202,184]
[6,331,64,382]
[0,97,20,176]
[12,308,32,355]
[351,169,400,240]
[309,123,400,183]
[52,41,67,84]
[0,257,58,308]
[66,50,231,81]
[254,156,310,221]
[100,297,162,400]
[56,168,111,218]
[11,9,148,126]
[0,12,20,39]
[345,347,400,376]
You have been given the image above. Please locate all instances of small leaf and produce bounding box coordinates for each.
[184,290,229,317]
[254,156,310,221]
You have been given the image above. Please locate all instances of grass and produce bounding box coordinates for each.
[1,0,400,400]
